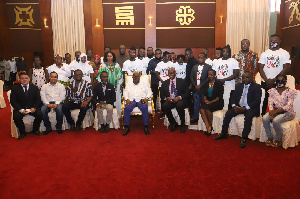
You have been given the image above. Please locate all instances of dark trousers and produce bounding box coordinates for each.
[63,101,89,127]
[261,82,273,115]
[162,99,188,125]
[193,90,204,120]
[41,103,64,130]
[10,72,16,85]
[228,90,235,109]
[221,108,259,138]
[13,109,43,135]
[151,83,158,111]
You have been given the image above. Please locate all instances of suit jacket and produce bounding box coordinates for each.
[10,83,41,111]
[232,82,262,115]
[93,82,116,105]
[202,80,224,102]
[160,78,189,101]
[190,63,212,87]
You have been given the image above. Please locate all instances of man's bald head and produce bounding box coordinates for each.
[168,67,176,80]
[132,71,140,85]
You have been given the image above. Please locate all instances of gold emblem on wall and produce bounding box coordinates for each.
[175,6,195,25]
[115,6,134,25]
[285,0,300,24]
[14,6,35,27]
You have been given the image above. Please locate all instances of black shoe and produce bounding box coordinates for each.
[180,125,186,133]
[99,124,105,133]
[105,124,110,133]
[123,126,130,136]
[144,126,150,135]
[43,129,52,135]
[18,133,26,140]
[75,126,81,133]
[190,118,198,124]
[69,125,75,132]
[170,123,178,132]
[57,129,63,134]
[159,113,165,119]
[206,127,213,137]
[32,131,42,136]
[213,133,227,140]
[240,138,246,148]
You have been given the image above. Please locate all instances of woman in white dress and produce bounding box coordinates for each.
[47,55,71,87]
[72,53,94,84]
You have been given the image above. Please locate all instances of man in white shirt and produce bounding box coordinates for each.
[69,51,81,76]
[136,47,151,75]
[123,72,152,136]
[258,34,291,115]
[122,47,143,75]
[9,57,17,85]
[173,55,187,79]
[203,48,213,66]
[40,71,66,135]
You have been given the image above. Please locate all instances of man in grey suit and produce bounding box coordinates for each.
[190,53,212,123]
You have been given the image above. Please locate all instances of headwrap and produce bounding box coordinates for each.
[94,55,100,60]
[79,53,88,64]
[54,54,63,59]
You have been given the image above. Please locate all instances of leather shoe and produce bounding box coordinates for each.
[213,133,227,140]
[57,129,63,134]
[105,124,110,133]
[32,131,41,136]
[75,126,81,133]
[190,118,198,124]
[170,123,178,132]
[18,133,26,140]
[123,126,130,136]
[180,125,186,133]
[240,138,246,148]
[43,129,52,135]
[70,125,75,132]
[144,126,150,135]
[99,124,105,133]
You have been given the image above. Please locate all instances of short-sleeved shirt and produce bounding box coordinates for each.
[213,58,239,90]
[72,63,94,83]
[47,64,71,82]
[155,61,173,87]
[259,48,291,81]
[173,62,187,79]
[122,59,143,75]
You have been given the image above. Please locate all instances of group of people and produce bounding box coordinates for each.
[9,34,298,149]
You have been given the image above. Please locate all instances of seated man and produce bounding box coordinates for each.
[40,71,66,135]
[123,71,152,136]
[10,72,42,139]
[213,72,262,148]
[93,71,116,133]
[63,69,93,133]
[161,67,189,133]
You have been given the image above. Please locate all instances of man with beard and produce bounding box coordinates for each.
[116,45,129,68]
[86,49,93,62]
[147,47,154,59]
[122,46,143,76]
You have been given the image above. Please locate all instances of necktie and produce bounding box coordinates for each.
[171,80,178,99]
[23,85,28,97]
[240,85,248,107]
[102,82,106,96]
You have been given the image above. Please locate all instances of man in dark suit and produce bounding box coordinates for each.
[93,71,116,133]
[213,72,262,148]
[190,53,212,123]
[161,67,190,133]
[10,72,42,139]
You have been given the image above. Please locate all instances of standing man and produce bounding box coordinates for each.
[93,71,116,133]
[173,55,187,79]
[190,53,212,123]
[122,47,143,75]
[147,49,162,112]
[63,69,93,133]
[213,72,262,148]
[9,57,17,86]
[123,72,152,136]
[232,39,259,84]
[10,72,42,139]
[170,52,176,63]
[0,58,10,88]
[40,71,66,135]
[137,47,149,75]
[16,57,27,72]
[258,34,291,115]
[86,49,93,62]
[116,45,129,68]
[64,53,72,65]
[70,51,81,76]
[203,48,213,66]
[161,68,189,133]
[147,47,154,59]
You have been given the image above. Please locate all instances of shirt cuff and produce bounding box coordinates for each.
[246,106,250,110]
[232,104,236,107]
[20,109,24,113]
[55,101,60,105]
[178,96,182,100]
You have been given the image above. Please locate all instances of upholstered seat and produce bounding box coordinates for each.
[0,80,6,108]
[94,108,120,130]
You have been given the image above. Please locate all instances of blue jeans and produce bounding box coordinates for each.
[41,102,64,130]
[193,90,204,120]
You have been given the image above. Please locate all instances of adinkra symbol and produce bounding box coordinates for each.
[176,6,195,25]
[14,6,35,27]
[285,0,300,24]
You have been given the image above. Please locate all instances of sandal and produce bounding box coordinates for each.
[271,140,282,148]
[265,138,273,147]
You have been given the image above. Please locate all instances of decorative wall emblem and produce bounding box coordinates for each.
[14,6,35,27]
[286,0,300,24]
[115,6,134,25]
[175,6,195,25]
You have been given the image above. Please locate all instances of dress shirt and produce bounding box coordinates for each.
[123,82,152,102]
[40,82,66,105]
[233,83,251,110]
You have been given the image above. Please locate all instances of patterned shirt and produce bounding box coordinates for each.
[97,62,123,90]
[268,87,297,116]
[232,50,258,84]
[66,80,93,106]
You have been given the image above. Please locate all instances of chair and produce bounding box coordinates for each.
[93,108,120,130]
[0,80,6,108]
[197,85,231,134]
[64,109,94,130]
[260,90,300,149]
[163,108,190,127]
[228,88,265,140]
[121,73,155,128]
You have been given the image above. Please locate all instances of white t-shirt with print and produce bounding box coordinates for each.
[47,63,71,82]
[213,58,239,90]
[196,64,204,85]
[155,61,173,87]
[122,59,143,75]
[173,62,187,79]
[259,48,291,81]
[72,63,94,83]
[205,58,213,66]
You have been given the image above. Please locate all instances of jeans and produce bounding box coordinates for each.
[193,90,204,120]
[41,102,64,130]
[63,101,89,127]
[262,111,295,141]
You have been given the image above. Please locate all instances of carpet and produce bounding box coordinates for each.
[0,92,299,198]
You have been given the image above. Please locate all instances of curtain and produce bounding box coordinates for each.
[226,0,270,56]
[51,0,86,60]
